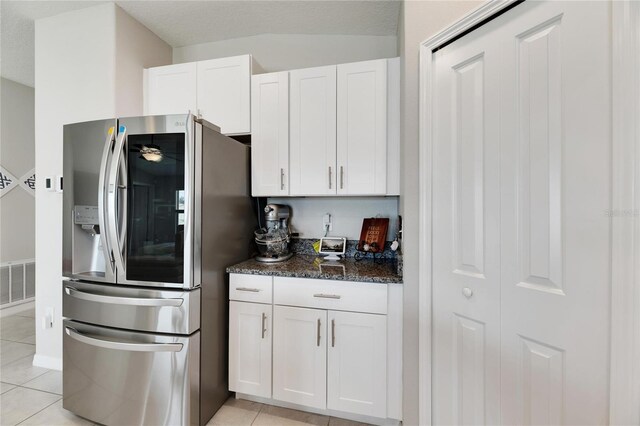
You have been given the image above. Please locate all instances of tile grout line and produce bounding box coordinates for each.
[19,383,62,397]
[250,401,266,425]
[0,337,37,345]
[14,392,62,426]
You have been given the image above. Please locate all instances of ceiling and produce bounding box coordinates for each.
[1,0,401,87]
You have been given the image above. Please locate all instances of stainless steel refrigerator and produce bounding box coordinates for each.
[61,114,254,426]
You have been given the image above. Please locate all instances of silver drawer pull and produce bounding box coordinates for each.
[65,286,183,307]
[317,318,321,347]
[331,318,336,347]
[236,287,261,292]
[262,313,267,339]
[65,327,183,353]
[313,293,341,299]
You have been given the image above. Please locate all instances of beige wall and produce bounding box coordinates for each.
[174,33,398,71]
[0,78,35,263]
[399,1,482,424]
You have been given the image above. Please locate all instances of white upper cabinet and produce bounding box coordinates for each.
[197,55,252,135]
[289,65,337,196]
[144,54,255,135]
[336,59,387,195]
[251,72,289,196]
[252,58,400,197]
[144,62,197,117]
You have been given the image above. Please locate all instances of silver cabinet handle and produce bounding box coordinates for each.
[65,286,183,307]
[262,312,267,339]
[317,318,321,347]
[328,166,332,189]
[65,327,183,352]
[235,287,261,292]
[331,318,336,347]
[340,166,344,189]
[280,168,285,190]
[313,293,341,299]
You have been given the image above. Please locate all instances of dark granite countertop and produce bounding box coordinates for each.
[227,254,403,284]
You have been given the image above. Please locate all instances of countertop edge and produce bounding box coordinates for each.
[226,260,404,285]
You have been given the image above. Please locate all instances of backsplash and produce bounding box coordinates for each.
[267,196,400,241]
[290,238,398,260]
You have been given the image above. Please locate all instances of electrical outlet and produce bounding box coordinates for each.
[42,307,54,329]
[323,213,333,232]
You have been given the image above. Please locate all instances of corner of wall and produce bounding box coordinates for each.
[114,5,172,117]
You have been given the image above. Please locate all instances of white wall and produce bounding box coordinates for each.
[0,78,35,263]
[398,1,482,424]
[268,197,399,241]
[174,33,397,71]
[34,3,171,370]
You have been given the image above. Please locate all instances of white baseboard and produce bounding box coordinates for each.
[236,393,401,426]
[0,301,35,318]
[33,354,62,371]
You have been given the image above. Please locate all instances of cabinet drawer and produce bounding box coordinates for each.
[230,274,272,303]
[273,277,387,314]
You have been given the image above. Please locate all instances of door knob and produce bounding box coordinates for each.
[462,287,473,298]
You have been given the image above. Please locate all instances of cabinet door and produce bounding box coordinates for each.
[273,305,327,409]
[229,301,272,398]
[251,72,289,196]
[145,63,197,116]
[337,59,387,195]
[327,311,387,418]
[197,55,251,135]
[289,66,337,195]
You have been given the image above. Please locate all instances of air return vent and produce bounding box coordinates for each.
[0,259,35,307]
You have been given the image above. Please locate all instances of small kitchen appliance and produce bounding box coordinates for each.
[254,204,293,263]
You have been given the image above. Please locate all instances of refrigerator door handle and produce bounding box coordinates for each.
[98,127,116,270]
[107,126,127,278]
[64,286,184,307]
[65,326,183,352]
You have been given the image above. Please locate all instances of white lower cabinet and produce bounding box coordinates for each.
[229,301,272,398]
[327,311,387,418]
[273,306,327,409]
[229,274,400,423]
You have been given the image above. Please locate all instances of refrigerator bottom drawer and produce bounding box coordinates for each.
[63,320,200,426]
[63,280,200,335]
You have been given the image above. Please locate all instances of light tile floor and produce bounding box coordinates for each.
[0,310,369,426]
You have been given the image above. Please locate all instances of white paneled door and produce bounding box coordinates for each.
[229,301,272,398]
[251,72,289,196]
[432,15,502,425]
[197,55,252,134]
[336,59,387,195]
[144,62,197,116]
[432,1,611,425]
[327,311,387,418]
[273,305,327,409]
[289,66,337,196]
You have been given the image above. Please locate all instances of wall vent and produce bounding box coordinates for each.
[0,259,35,308]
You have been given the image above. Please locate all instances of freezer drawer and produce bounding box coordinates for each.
[63,320,200,426]
[63,280,200,334]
